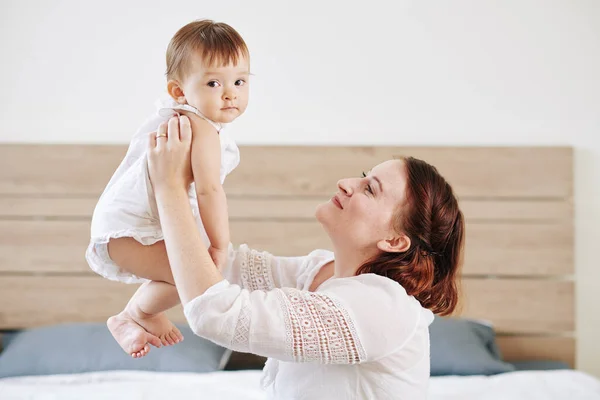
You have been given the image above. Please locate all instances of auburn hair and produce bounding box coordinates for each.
[166,19,249,81]
[355,157,465,315]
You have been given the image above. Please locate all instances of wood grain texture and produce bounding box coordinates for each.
[0,276,184,329]
[0,145,125,195]
[0,145,572,198]
[230,221,575,275]
[0,219,573,275]
[225,146,573,198]
[0,197,572,222]
[497,336,575,367]
[0,276,573,334]
[0,144,575,369]
[460,278,574,333]
[0,197,96,218]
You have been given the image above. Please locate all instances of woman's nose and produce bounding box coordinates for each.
[337,179,354,196]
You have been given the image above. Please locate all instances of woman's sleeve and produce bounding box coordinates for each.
[221,244,328,291]
[183,275,422,364]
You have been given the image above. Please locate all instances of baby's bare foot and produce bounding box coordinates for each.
[127,306,184,347]
[107,311,162,358]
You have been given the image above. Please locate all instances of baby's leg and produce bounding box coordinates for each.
[107,282,183,357]
[108,237,174,284]
[125,280,183,346]
[106,238,184,355]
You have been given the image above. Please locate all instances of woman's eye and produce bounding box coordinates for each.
[361,172,373,194]
[235,79,246,86]
[207,81,220,87]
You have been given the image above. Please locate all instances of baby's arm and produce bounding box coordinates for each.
[185,113,230,268]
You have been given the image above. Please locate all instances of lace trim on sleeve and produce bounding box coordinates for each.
[239,248,275,291]
[231,302,251,348]
[278,288,367,364]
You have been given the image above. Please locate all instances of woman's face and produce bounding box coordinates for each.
[315,159,408,253]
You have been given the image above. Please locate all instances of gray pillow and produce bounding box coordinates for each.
[0,322,231,378]
[511,360,571,371]
[429,316,516,376]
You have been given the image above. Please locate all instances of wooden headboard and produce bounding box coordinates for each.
[0,145,574,366]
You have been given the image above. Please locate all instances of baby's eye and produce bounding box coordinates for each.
[235,79,246,86]
[207,81,221,88]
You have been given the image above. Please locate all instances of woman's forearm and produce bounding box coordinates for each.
[155,187,224,305]
[196,186,230,250]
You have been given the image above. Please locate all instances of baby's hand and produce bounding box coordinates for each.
[208,245,228,271]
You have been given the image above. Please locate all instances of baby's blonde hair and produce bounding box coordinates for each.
[166,19,249,81]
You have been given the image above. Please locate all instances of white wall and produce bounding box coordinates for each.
[1,0,599,375]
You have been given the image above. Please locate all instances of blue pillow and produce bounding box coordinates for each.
[511,360,571,371]
[429,316,516,376]
[0,322,231,378]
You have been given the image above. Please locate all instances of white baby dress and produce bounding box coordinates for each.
[85,96,240,284]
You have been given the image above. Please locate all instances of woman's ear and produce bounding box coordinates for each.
[377,234,411,253]
[167,80,187,104]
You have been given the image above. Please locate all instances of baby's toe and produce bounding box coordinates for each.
[172,326,184,342]
[160,335,172,346]
[168,331,178,344]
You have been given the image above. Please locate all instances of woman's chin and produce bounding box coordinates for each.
[315,203,329,224]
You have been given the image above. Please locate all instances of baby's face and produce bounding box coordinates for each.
[180,52,250,123]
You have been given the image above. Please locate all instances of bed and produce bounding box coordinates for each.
[1,369,599,400]
[1,144,598,399]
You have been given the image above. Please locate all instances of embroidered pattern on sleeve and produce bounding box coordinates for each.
[231,302,251,348]
[239,248,275,291]
[278,289,367,364]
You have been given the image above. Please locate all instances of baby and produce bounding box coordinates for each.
[86,20,250,357]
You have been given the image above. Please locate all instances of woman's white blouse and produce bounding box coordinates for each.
[184,245,434,400]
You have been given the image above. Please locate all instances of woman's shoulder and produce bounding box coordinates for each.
[291,249,334,290]
[305,249,335,265]
[317,273,433,358]
[325,272,407,291]
[234,244,332,260]
[320,273,422,310]
[231,244,334,276]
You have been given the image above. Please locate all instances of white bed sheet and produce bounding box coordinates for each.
[0,369,599,400]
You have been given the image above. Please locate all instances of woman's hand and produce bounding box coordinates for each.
[148,115,194,195]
